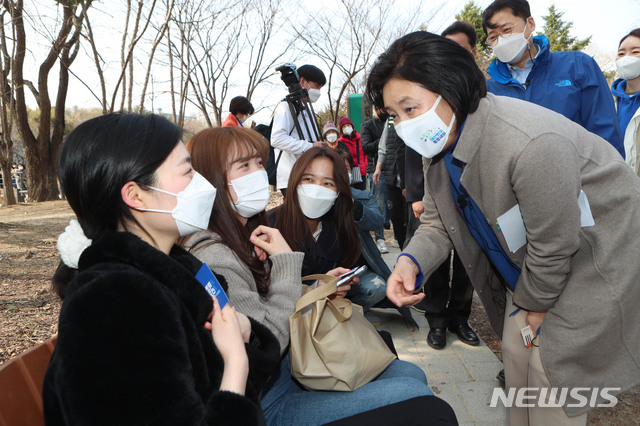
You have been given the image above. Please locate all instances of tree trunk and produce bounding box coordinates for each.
[4,1,88,202]
[0,161,16,206]
[24,154,58,201]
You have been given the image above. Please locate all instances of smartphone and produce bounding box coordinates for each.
[195,263,229,309]
[336,265,368,286]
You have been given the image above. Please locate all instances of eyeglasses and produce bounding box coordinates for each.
[487,18,526,46]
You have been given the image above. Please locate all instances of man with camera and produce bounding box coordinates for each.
[271,64,327,196]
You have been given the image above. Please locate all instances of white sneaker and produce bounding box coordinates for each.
[376,239,389,253]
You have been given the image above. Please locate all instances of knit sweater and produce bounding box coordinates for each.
[182,230,304,354]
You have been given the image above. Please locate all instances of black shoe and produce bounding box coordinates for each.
[449,323,480,346]
[427,327,446,349]
[384,223,391,230]
[496,369,505,388]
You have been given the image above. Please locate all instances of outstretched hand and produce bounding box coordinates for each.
[386,256,424,306]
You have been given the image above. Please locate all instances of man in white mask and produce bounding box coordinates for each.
[482,0,624,158]
[271,64,327,196]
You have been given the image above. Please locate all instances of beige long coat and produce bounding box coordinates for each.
[405,93,640,415]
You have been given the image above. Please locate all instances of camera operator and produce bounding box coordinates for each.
[271,64,327,196]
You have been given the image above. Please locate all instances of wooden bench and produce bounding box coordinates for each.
[0,337,57,426]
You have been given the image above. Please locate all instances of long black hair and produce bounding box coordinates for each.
[53,113,182,298]
[366,31,487,135]
[272,146,361,268]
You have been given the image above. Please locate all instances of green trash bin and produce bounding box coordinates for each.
[347,94,373,133]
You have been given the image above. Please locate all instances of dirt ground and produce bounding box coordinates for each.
[1,199,638,424]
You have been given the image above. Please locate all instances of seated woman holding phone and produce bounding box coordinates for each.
[181,128,452,425]
[269,147,388,316]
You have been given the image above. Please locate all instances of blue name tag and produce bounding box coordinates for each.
[195,263,229,309]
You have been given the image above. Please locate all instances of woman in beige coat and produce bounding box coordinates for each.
[366,31,640,425]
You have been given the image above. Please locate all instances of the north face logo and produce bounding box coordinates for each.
[555,80,572,87]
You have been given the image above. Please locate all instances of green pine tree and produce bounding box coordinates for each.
[455,1,486,52]
[454,1,492,70]
[538,5,591,52]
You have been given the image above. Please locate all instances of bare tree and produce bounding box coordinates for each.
[82,0,165,113]
[137,0,174,113]
[165,17,189,127]
[0,0,90,204]
[294,0,426,124]
[169,0,248,126]
[294,0,389,124]
[0,10,16,206]
[243,0,298,104]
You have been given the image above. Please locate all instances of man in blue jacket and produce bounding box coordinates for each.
[482,0,624,158]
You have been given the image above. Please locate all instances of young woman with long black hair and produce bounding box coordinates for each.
[44,114,279,425]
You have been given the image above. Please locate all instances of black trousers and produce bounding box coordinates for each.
[422,251,474,329]
[386,186,406,248]
[404,204,421,248]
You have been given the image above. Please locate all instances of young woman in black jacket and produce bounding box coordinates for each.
[43,113,280,425]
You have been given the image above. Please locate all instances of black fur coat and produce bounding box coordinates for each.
[43,231,280,425]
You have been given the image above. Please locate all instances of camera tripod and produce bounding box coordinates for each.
[283,89,322,143]
[276,63,322,142]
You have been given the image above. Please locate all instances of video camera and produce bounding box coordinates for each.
[276,63,304,95]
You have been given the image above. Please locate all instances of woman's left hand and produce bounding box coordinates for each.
[325,267,358,299]
[526,311,546,336]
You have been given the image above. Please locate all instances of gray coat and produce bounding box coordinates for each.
[404,93,640,415]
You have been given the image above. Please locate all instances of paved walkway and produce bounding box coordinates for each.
[373,244,507,425]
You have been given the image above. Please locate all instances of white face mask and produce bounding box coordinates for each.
[342,126,353,136]
[238,114,249,124]
[307,88,321,103]
[616,56,640,81]
[394,95,455,159]
[296,184,338,219]
[228,170,270,218]
[136,172,217,236]
[492,22,531,64]
[326,133,338,143]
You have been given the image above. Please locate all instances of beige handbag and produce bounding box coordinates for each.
[289,274,396,391]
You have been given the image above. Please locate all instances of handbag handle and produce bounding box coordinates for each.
[295,274,352,322]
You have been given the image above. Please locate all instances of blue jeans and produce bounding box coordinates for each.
[261,356,433,426]
[367,173,388,240]
[346,269,387,312]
